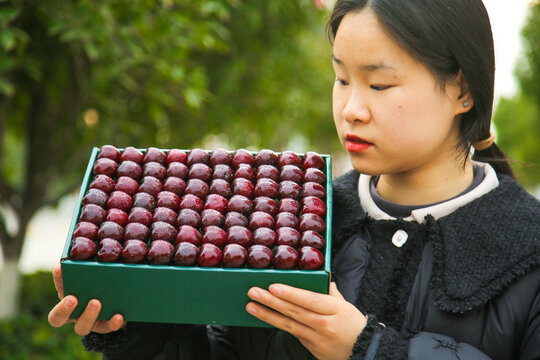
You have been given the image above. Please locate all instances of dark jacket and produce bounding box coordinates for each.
[83,171,540,359]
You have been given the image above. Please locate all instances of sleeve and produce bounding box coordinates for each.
[348,315,492,360]
[517,287,540,360]
[82,322,210,360]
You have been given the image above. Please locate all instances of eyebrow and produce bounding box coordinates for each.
[332,55,395,72]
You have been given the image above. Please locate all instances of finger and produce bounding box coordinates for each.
[52,263,64,299]
[73,299,102,336]
[48,295,78,327]
[246,301,317,340]
[329,282,345,300]
[266,284,337,315]
[92,314,126,334]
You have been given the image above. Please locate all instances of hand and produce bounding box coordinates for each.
[47,262,126,336]
[246,282,367,360]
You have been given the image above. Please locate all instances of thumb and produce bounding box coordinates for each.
[329,282,345,300]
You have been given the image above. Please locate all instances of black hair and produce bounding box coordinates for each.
[327,0,514,177]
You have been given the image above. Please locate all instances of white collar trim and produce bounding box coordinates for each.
[358,161,500,223]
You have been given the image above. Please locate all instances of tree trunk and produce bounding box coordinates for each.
[0,257,21,319]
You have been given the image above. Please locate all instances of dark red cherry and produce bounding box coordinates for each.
[276,227,300,247]
[300,230,325,250]
[124,222,150,242]
[248,211,274,231]
[275,212,299,230]
[121,146,144,164]
[176,208,201,228]
[106,208,129,227]
[254,178,279,198]
[107,191,133,213]
[143,147,166,164]
[212,164,234,182]
[247,245,273,269]
[232,178,255,198]
[273,245,299,270]
[226,226,253,248]
[302,152,325,171]
[175,225,202,246]
[299,213,325,234]
[70,237,97,261]
[152,207,177,226]
[302,182,326,199]
[82,188,108,208]
[179,194,204,213]
[147,240,174,265]
[114,176,139,196]
[80,204,106,225]
[278,181,301,200]
[256,165,279,182]
[184,178,209,199]
[73,222,99,240]
[303,168,326,185]
[198,243,222,267]
[298,246,324,270]
[188,163,212,182]
[204,194,228,213]
[157,191,181,211]
[187,148,210,166]
[89,174,115,194]
[253,196,278,216]
[231,149,254,169]
[200,209,225,228]
[163,177,186,196]
[278,198,300,216]
[143,162,167,180]
[302,196,326,217]
[252,227,277,248]
[93,158,118,177]
[222,244,248,268]
[151,221,177,243]
[132,192,156,212]
[254,149,278,167]
[227,195,253,216]
[97,238,123,262]
[278,151,302,168]
[122,239,147,263]
[138,176,163,198]
[202,225,227,248]
[223,211,249,229]
[279,165,304,184]
[166,149,187,165]
[117,160,142,180]
[234,163,256,182]
[209,179,232,198]
[173,242,200,266]
[167,162,189,179]
[210,148,232,166]
[97,221,124,241]
[128,207,153,226]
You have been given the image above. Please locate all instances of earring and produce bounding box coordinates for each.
[462,101,470,107]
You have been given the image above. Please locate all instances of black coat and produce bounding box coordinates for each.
[83,171,540,359]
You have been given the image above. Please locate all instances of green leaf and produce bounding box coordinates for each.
[0,78,14,96]
[0,8,19,26]
[0,29,16,51]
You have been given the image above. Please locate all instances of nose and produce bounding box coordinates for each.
[342,92,371,124]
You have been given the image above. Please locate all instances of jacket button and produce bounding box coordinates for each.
[392,230,408,247]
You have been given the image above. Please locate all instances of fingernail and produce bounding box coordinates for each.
[269,284,281,295]
[246,303,257,314]
[65,296,75,307]
[248,288,260,300]
[89,300,98,310]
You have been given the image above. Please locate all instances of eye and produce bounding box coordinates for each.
[370,85,391,91]
[335,78,349,87]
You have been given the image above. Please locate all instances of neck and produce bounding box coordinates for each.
[377,158,474,206]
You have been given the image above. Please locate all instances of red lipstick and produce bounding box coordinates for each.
[345,134,373,153]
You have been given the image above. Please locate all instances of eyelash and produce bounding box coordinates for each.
[335,78,391,91]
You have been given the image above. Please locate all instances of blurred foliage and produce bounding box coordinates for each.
[0,271,99,359]
[493,2,540,189]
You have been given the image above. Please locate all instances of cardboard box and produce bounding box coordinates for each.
[61,147,332,327]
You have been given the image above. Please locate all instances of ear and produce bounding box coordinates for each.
[448,70,474,116]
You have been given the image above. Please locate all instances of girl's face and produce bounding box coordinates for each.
[332,9,469,178]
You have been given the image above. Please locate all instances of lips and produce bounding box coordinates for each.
[345,134,373,152]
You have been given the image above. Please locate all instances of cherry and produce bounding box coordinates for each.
[222,244,248,268]
[167,162,189,179]
[157,191,181,211]
[302,196,326,217]
[124,222,150,242]
[256,165,279,182]
[273,245,299,270]
[121,146,144,164]
[114,176,139,196]
[106,191,133,212]
[278,198,300,216]
[143,162,167,180]
[234,163,256,182]
[200,209,225,228]
[302,182,326,199]
[254,178,279,198]
[70,237,97,261]
[128,207,153,226]
[122,239,148,264]
[212,164,234,182]
[202,225,227,248]
[187,148,210,166]
[227,195,253,216]
[253,196,278,216]
[73,222,99,240]
[97,238,123,262]
[232,178,255,198]
[209,179,232,198]
[252,227,277,248]
[247,245,273,269]
[276,227,300,247]
[80,204,106,225]
[188,163,212,182]
[210,148,232,166]
[163,176,186,196]
[143,147,166,164]
[223,211,249,229]
[299,213,325,234]
[93,158,118,177]
[82,189,108,208]
[173,242,200,266]
[279,165,303,184]
[97,221,124,241]
[176,208,201,228]
[138,176,163,198]
[300,230,325,250]
[106,208,129,227]
[179,194,204,213]
[226,226,253,248]
[198,243,222,267]
[147,240,174,265]
[303,167,326,185]
[152,207,177,226]
[117,160,142,180]
[151,221,177,243]
[278,151,302,168]
[298,246,324,270]
[184,179,209,199]
[166,149,187,165]
[89,174,115,194]
[132,192,156,212]
[231,149,254,169]
[248,211,274,231]
[302,152,325,171]
[254,149,278,167]
[278,181,301,200]
[175,225,202,246]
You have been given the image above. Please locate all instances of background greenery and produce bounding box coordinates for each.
[0,0,538,357]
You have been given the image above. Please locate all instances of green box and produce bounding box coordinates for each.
[61,148,332,327]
